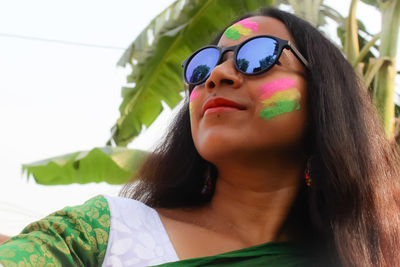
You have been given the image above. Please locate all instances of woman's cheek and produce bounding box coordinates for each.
[257,78,301,120]
[189,88,199,119]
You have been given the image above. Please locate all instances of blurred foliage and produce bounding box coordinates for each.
[23,0,400,184]
[23,147,148,185]
[110,0,274,147]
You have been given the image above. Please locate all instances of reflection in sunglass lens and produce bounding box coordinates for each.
[236,38,279,74]
[185,47,220,84]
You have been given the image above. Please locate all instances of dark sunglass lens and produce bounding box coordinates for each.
[185,47,219,84]
[236,38,279,74]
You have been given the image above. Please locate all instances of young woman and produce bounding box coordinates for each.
[1,7,400,267]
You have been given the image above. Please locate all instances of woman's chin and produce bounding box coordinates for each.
[194,132,249,162]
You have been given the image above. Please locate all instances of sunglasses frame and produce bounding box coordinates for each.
[182,35,309,86]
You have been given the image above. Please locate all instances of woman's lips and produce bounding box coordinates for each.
[202,97,246,116]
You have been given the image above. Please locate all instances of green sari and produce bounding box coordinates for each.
[153,242,311,267]
[0,196,314,266]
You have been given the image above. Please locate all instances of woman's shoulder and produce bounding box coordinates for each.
[0,195,179,267]
[102,195,179,266]
[103,194,156,216]
[0,195,110,266]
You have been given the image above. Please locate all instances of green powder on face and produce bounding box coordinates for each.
[224,28,240,40]
[260,100,300,119]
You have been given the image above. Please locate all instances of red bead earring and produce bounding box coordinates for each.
[201,165,215,196]
[201,176,213,195]
[305,159,312,187]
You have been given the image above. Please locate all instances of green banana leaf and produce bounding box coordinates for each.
[360,0,379,9]
[22,147,148,185]
[110,0,274,146]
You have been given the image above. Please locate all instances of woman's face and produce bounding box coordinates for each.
[189,16,308,164]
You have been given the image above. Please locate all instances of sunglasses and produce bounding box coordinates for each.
[182,35,309,86]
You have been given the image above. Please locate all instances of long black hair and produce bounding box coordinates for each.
[121,7,400,266]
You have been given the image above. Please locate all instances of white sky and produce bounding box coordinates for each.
[0,0,395,236]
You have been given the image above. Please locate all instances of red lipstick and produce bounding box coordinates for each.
[202,97,246,116]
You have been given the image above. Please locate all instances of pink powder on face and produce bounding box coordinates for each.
[190,89,199,102]
[225,18,258,40]
[259,78,296,100]
[236,18,258,31]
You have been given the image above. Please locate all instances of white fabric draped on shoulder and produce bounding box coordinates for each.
[102,195,179,267]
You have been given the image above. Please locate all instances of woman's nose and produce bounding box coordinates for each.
[205,58,243,90]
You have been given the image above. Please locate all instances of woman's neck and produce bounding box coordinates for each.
[205,155,304,245]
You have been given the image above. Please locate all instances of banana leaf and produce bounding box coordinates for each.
[22,147,148,185]
[110,0,274,146]
[360,0,379,9]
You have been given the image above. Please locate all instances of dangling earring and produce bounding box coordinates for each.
[305,159,312,187]
[201,164,214,196]
[201,175,213,195]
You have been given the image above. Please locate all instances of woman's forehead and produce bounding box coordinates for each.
[218,16,293,47]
